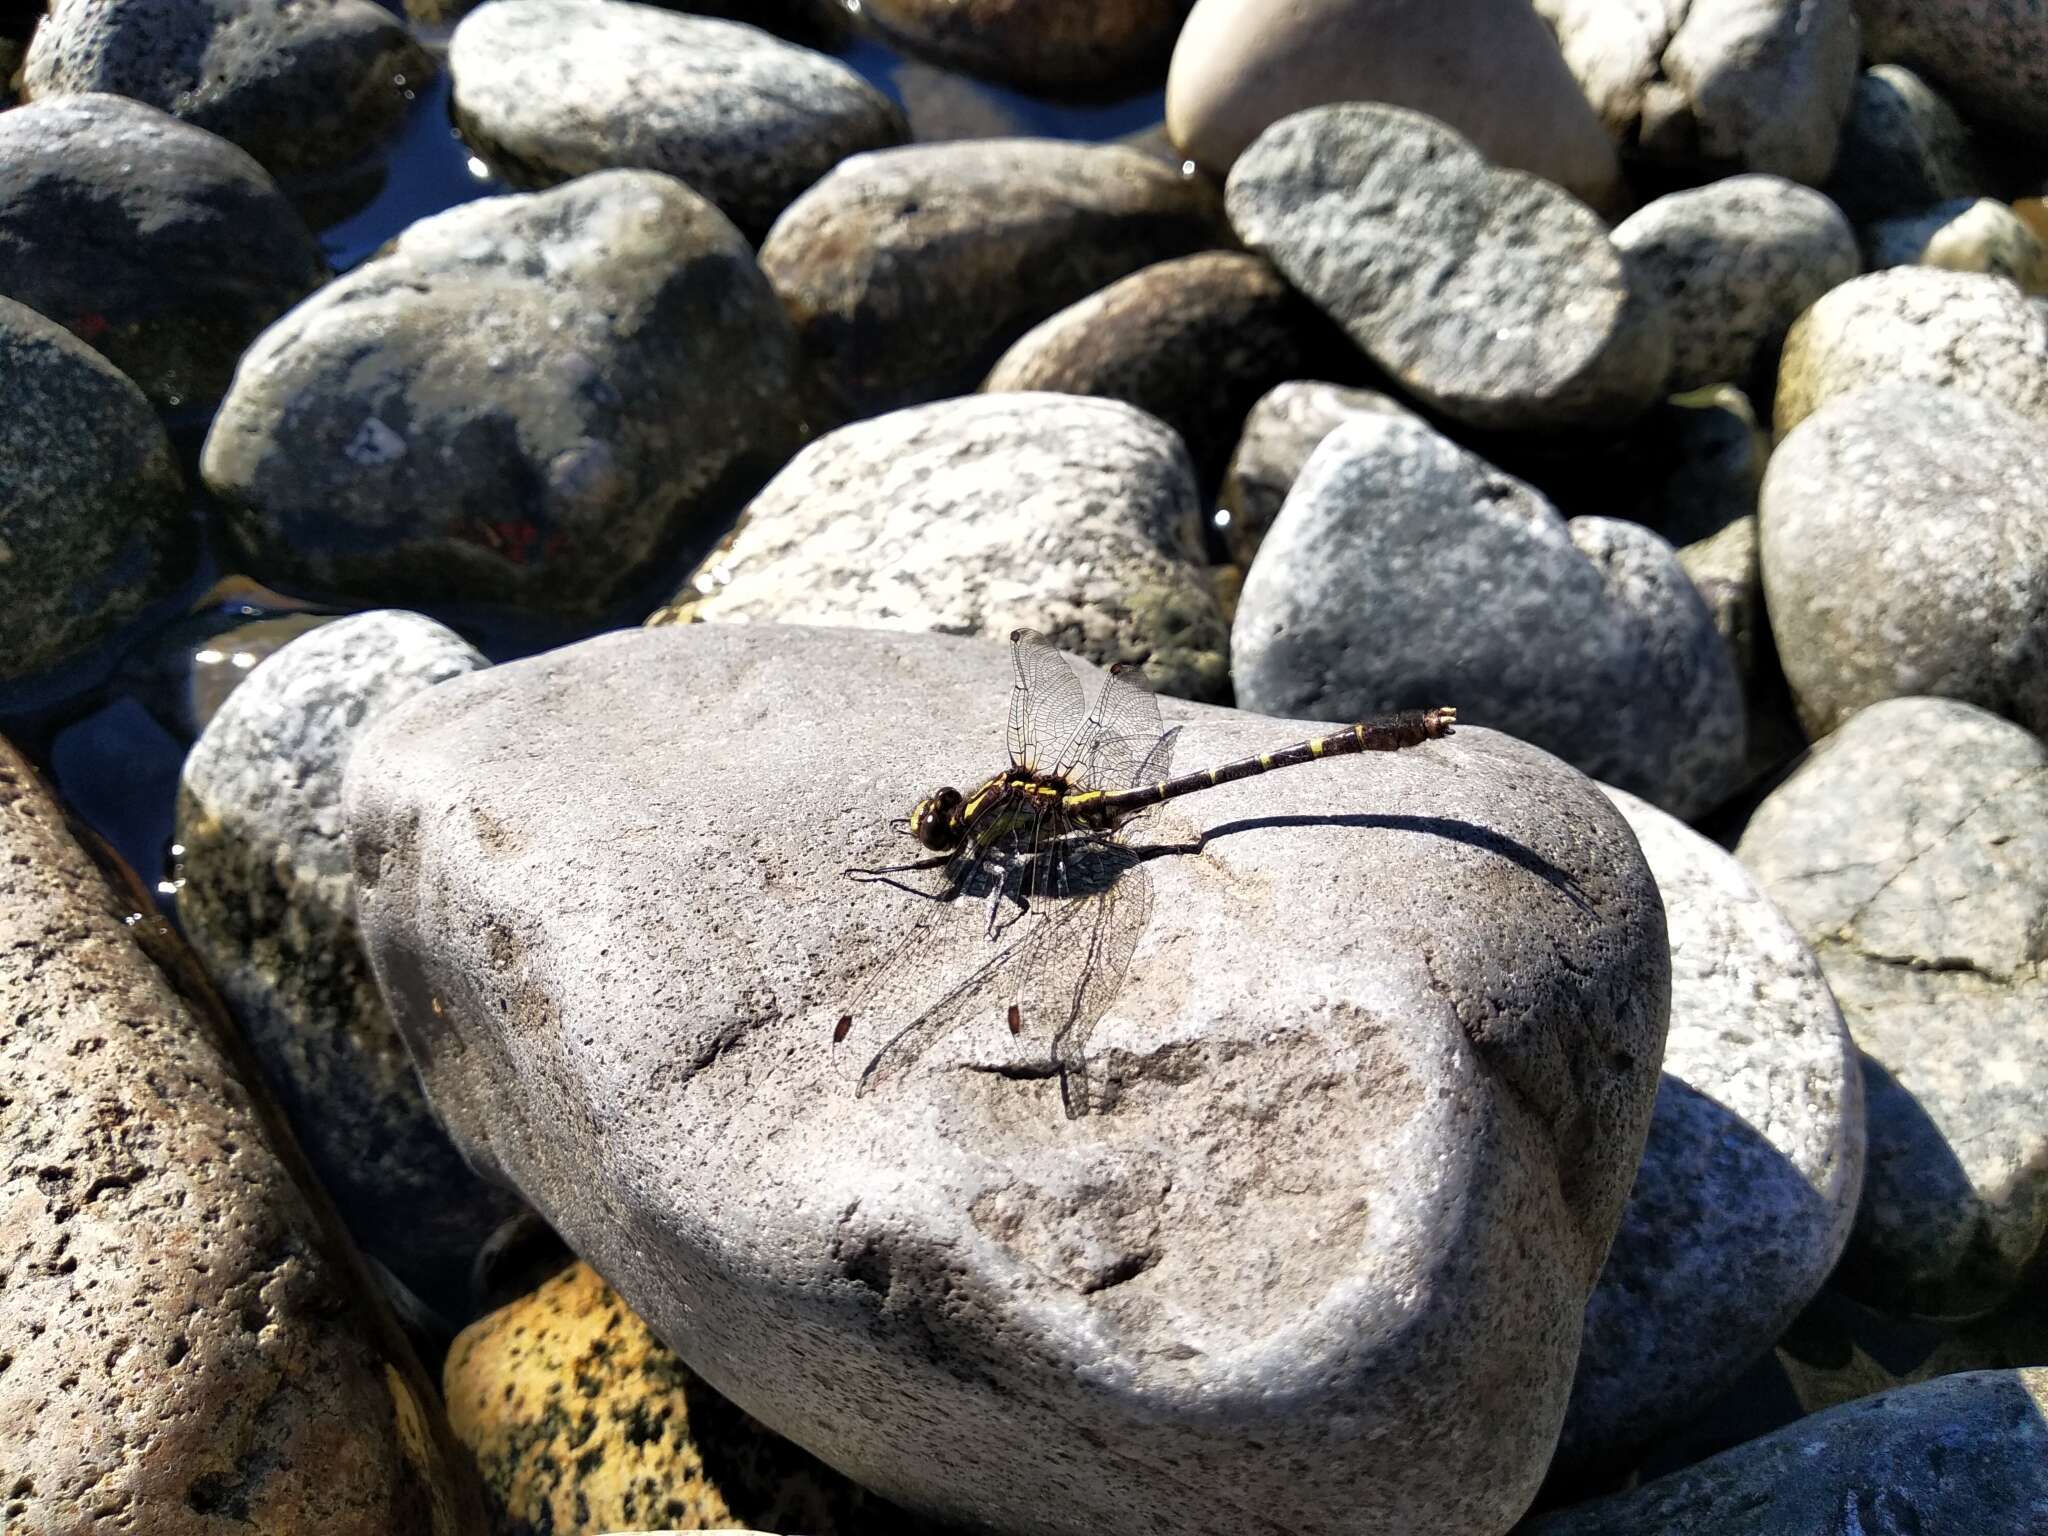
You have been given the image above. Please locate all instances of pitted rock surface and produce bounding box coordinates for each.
[177,612,522,1318]
[1737,698,2048,1318]
[655,393,1229,701]
[758,137,1225,417]
[450,0,904,242]
[1232,415,1745,820]
[1557,787,1862,1471]
[1824,64,1983,224]
[0,739,485,1534]
[1215,379,1414,567]
[201,170,805,617]
[1225,104,1668,432]
[346,622,1669,1536]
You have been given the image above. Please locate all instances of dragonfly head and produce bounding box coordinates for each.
[909,786,965,851]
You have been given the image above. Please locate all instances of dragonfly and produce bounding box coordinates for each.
[833,629,1457,1117]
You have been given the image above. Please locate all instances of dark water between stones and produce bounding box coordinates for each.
[0,17,1167,914]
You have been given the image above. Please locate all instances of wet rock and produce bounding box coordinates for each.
[176,612,523,1319]
[981,252,1343,490]
[0,295,188,686]
[187,611,335,732]
[202,170,805,617]
[449,0,904,243]
[348,621,1670,1536]
[758,138,1225,417]
[1737,698,2048,1318]
[1863,197,2048,292]
[447,1260,912,1535]
[853,0,1185,93]
[1759,384,2048,739]
[1226,104,1669,432]
[0,93,328,416]
[1824,64,1984,224]
[1773,266,2048,435]
[1859,0,2048,144]
[656,393,1228,701]
[1233,415,1745,820]
[1612,175,1858,395]
[1535,0,1859,187]
[1165,0,1620,208]
[1215,379,1414,567]
[22,0,430,179]
[0,738,486,1535]
[1556,787,1861,1472]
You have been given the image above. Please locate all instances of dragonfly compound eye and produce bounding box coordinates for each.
[910,787,965,850]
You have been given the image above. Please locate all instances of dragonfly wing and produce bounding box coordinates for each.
[1007,629,1088,774]
[1064,659,1169,790]
[1038,840,1152,1119]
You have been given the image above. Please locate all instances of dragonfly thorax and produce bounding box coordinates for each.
[909,767,1077,851]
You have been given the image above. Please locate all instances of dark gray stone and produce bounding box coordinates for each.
[1862,197,2048,291]
[855,0,1185,92]
[1215,379,1414,567]
[1859,0,2048,143]
[201,170,806,618]
[1824,64,1984,224]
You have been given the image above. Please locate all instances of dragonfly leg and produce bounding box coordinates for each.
[846,852,953,879]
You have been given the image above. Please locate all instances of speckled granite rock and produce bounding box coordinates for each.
[22,0,430,179]
[854,0,1184,91]
[1215,380,1414,566]
[1824,64,1983,223]
[1612,175,1858,394]
[1233,415,1745,820]
[656,393,1229,701]
[0,738,486,1534]
[759,138,1224,417]
[177,612,523,1318]
[1859,0,2048,143]
[0,294,188,686]
[1863,197,2048,293]
[1557,787,1861,1472]
[1760,384,2048,739]
[0,93,328,415]
[1738,699,2048,1318]
[449,0,904,242]
[1226,104,1668,432]
[982,253,1342,490]
[202,170,805,617]
[1535,0,1859,186]
[447,1260,916,1535]
[1527,1369,2048,1534]
[347,621,1670,1536]
[1773,266,2048,436]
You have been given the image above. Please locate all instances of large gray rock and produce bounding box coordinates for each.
[1225,104,1669,432]
[1759,383,2048,739]
[347,622,1670,1536]
[1233,415,1746,820]
[176,612,522,1319]
[22,0,430,179]
[1558,787,1862,1471]
[0,295,188,685]
[657,393,1229,701]
[1527,1368,2048,1534]
[1859,0,2048,144]
[1215,380,1415,566]
[1535,0,1860,187]
[759,139,1224,418]
[1824,64,1984,224]
[449,1,904,243]
[1612,175,1858,394]
[0,93,328,415]
[1737,698,2048,1318]
[202,170,805,618]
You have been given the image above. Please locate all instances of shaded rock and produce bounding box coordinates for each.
[348,621,1670,1536]
[1636,385,1765,548]
[1859,0,2048,144]
[1863,196,2048,292]
[853,0,1185,93]
[1535,0,1859,186]
[177,612,523,1319]
[449,0,905,243]
[1215,379,1415,567]
[1225,104,1669,432]
[0,294,188,686]
[1557,786,1861,1471]
[0,93,328,415]
[447,1260,915,1535]
[1677,514,1806,783]
[656,393,1228,701]
[1759,383,2048,738]
[22,0,430,179]
[1164,0,1620,208]
[981,252,1344,490]
[1233,415,1745,819]
[0,738,487,1534]
[758,138,1225,417]
[1737,698,2048,1318]
[1526,1369,2048,1534]
[1773,266,2048,435]
[202,169,805,618]
[1612,175,1858,395]
[1824,63,1984,223]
